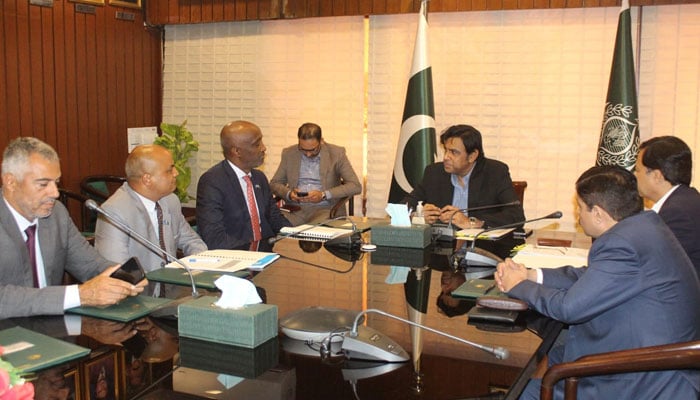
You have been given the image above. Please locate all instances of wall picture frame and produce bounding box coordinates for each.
[109,0,141,9]
[84,350,120,400]
[69,0,105,5]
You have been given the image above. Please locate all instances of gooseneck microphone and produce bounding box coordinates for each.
[446,200,521,230]
[85,199,200,298]
[344,308,509,360]
[469,211,563,253]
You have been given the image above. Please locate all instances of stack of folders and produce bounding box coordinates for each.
[166,250,280,272]
[455,228,515,241]
[278,225,348,242]
[0,327,90,373]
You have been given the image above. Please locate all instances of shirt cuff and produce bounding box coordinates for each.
[64,284,81,310]
[323,191,331,200]
[535,268,544,284]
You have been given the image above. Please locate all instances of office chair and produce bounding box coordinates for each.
[58,188,95,244]
[79,175,126,232]
[540,340,700,400]
[512,181,527,205]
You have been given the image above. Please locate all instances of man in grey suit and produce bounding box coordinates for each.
[95,145,207,296]
[0,137,144,319]
[270,122,361,226]
[497,166,699,399]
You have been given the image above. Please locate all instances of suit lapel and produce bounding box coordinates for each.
[123,184,161,250]
[0,198,31,266]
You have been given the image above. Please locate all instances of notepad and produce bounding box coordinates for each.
[279,225,348,241]
[455,228,515,240]
[0,327,90,373]
[512,244,588,269]
[166,250,280,272]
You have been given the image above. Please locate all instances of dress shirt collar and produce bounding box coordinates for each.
[226,159,250,181]
[134,190,157,213]
[651,184,680,213]
[3,196,38,238]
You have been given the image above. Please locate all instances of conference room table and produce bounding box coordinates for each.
[1,222,587,400]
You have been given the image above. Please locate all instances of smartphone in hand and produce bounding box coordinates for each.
[110,257,147,285]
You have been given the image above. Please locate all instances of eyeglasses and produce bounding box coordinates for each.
[298,142,321,156]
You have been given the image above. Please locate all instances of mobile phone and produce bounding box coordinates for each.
[110,257,147,285]
[297,191,308,197]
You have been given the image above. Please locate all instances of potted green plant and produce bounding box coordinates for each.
[154,120,199,202]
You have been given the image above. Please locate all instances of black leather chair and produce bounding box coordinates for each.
[58,188,95,244]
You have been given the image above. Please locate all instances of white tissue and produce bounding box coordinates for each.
[385,266,410,284]
[213,275,262,309]
[385,203,412,227]
[217,374,244,389]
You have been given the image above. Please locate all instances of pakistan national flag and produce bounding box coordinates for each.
[596,0,640,170]
[388,0,437,203]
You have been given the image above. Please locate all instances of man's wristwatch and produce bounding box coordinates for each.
[321,192,327,200]
[468,216,478,228]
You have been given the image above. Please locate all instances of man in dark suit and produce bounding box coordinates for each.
[196,120,291,251]
[404,124,524,229]
[270,122,361,226]
[635,135,700,276]
[497,166,700,399]
[0,137,144,319]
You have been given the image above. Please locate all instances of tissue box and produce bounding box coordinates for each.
[371,245,432,267]
[179,336,279,378]
[178,296,278,348]
[371,223,431,248]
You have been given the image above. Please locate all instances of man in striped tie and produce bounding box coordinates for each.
[197,120,291,252]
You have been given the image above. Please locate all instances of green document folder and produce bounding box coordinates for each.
[66,295,173,322]
[452,278,506,299]
[0,327,90,373]
[146,268,250,290]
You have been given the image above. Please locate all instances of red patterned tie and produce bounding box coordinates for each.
[243,175,262,251]
[25,225,39,288]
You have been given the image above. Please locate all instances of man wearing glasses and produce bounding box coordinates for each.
[271,122,361,226]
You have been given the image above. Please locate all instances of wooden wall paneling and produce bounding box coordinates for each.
[179,0,192,23]
[235,0,247,20]
[345,0,361,15]
[17,1,35,138]
[358,0,374,14]
[28,2,45,143]
[60,2,80,189]
[167,0,179,24]
[40,5,58,161]
[308,0,323,17]
[487,0,503,9]
[0,3,6,144]
[202,0,214,21]
[73,12,90,176]
[52,1,69,188]
[320,0,334,16]
[502,0,519,9]
[259,0,277,18]
[85,12,101,175]
[190,0,203,23]
[371,0,387,14]
[96,9,112,176]
[212,0,226,21]
[104,5,121,181]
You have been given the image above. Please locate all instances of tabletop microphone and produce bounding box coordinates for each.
[268,216,348,245]
[343,308,509,360]
[468,211,563,253]
[85,199,200,298]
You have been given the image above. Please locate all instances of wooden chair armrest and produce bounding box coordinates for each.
[540,340,700,400]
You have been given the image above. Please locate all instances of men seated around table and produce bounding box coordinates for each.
[197,120,292,252]
[0,137,144,319]
[270,122,361,225]
[94,144,207,296]
[496,165,700,399]
[634,135,700,276]
[404,124,525,230]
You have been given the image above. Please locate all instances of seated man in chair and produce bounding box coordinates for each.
[270,122,361,226]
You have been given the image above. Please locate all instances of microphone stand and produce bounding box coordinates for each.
[85,199,200,298]
[345,308,509,360]
[469,211,563,253]
[446,200,521,231]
